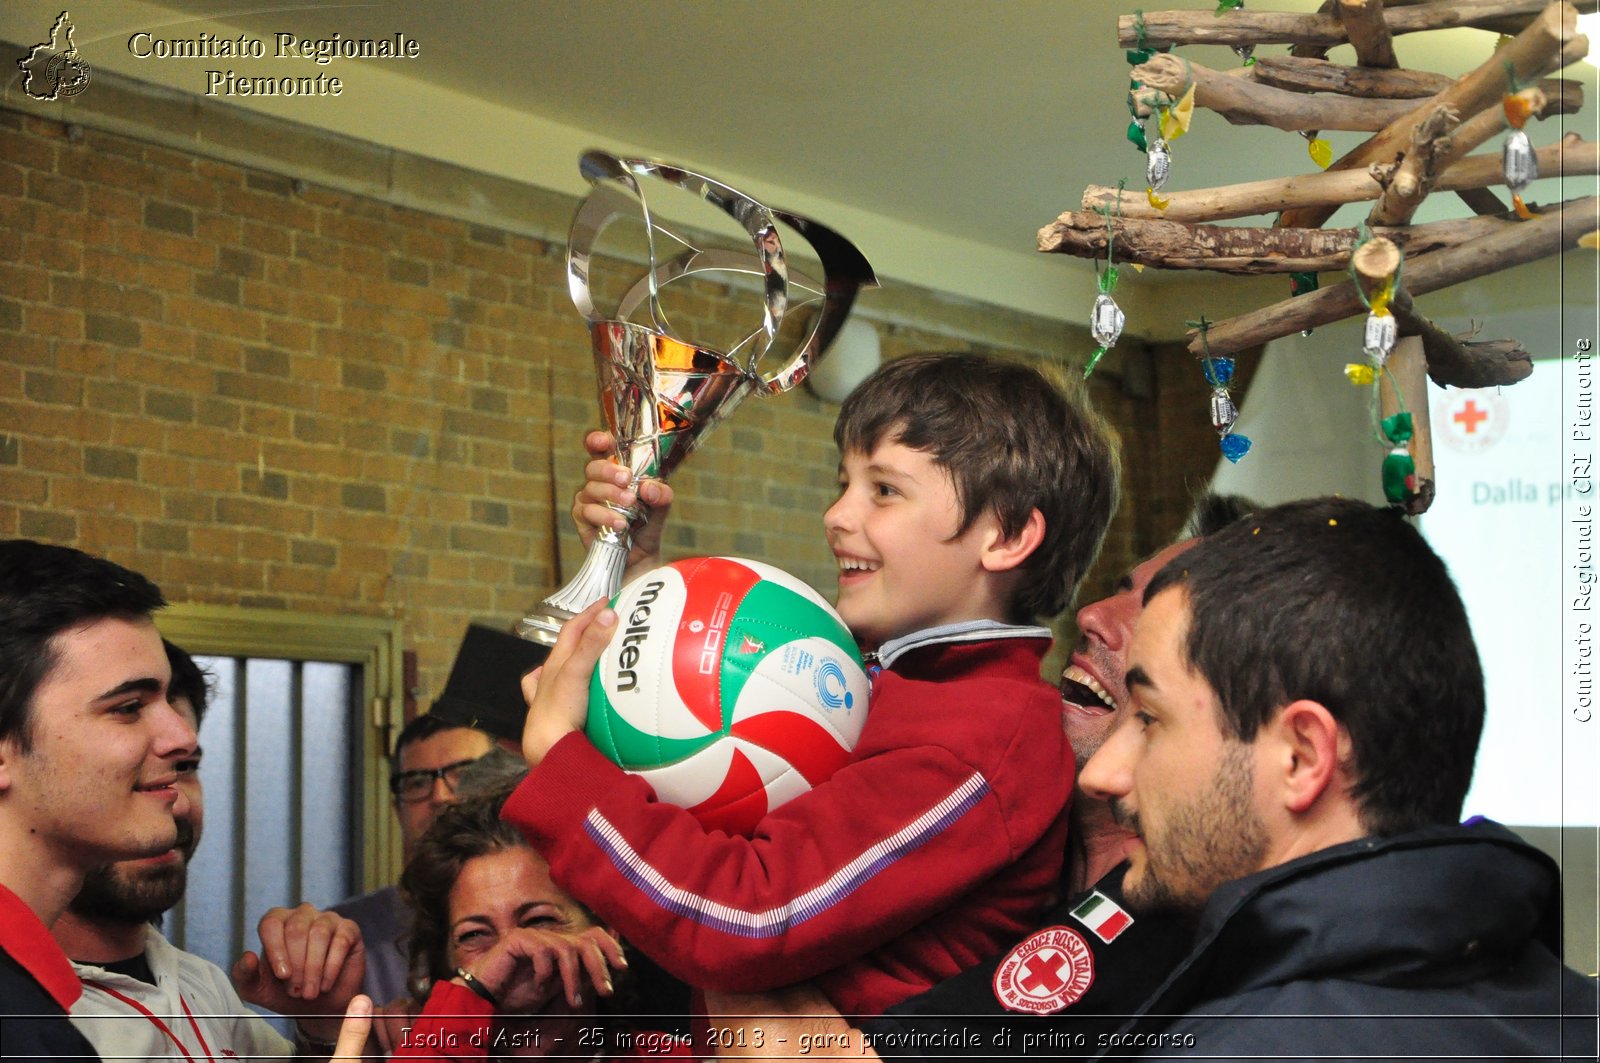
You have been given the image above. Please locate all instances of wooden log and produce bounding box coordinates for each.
[1118,0,1548,49]
[1038,207,1555,273]
[1380,336,1437,515]
[1351,236,1404,303]
[1279,4,1582,231]
[1456,187,1510,215]
[1246,54,1582,113]
[1183,193,1596,373]
[1368,103,1460,225]
[1342,0,1399,68]
[1389,288,1534,390]
[1133,54,1424,131]
[1469,0,1598,33]
[1079,133,1595,223]
[1292,0,1422,60]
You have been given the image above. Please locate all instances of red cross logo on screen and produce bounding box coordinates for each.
[1454,400,1489,434]
[1435,391,1507,454]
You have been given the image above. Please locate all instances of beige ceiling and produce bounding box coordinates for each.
[4,0,1594,324]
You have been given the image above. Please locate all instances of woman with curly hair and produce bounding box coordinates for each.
[386,784,682,1059]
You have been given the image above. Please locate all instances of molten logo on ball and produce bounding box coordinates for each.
[589,557,870,835]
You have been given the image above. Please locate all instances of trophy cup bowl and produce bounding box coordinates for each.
[516,152,876,646]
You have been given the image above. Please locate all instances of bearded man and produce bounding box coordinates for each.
[53,640,367,1058]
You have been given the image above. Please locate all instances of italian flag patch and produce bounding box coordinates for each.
[1070,890,1133,943]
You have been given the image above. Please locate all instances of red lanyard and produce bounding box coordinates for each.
[82,979,219,1063]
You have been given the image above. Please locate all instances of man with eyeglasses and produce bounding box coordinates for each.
[332,714,494,1007]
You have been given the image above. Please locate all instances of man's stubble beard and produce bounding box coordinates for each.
[69,818,197,924]
[1119,741,1268,915]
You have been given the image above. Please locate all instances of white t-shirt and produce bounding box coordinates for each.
[69,928,295,1061]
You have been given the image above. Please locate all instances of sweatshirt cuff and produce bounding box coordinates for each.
[425,980,496,1018]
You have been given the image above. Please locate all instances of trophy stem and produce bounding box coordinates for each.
[516,526,633,647]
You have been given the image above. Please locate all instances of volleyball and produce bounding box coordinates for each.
[587,556,870,835]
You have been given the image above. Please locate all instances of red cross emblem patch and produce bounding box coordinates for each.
[991,925,1094,1014]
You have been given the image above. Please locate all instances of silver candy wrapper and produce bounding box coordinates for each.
[517,152,876,646]
[1502,129,1538,194]
[1091,292,1125,348]
[1210,389,1238,434]
[1363,310,1397,364]
[1147,138,1171,191]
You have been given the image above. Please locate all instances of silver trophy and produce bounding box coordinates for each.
[517,151,877,646]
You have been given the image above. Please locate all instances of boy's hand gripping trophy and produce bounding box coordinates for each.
[516,151,877,646]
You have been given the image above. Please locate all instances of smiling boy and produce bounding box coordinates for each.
[512,352,1118,1017]
[0,540,198,1059]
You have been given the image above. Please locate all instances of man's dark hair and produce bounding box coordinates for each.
[0,540,166,750]
[388,712,461,777]
[1186,492,1258,538]
[1145,497,1483,835]
[388,710,492,778]
[163,639,210,727]
[834,352,1120,621]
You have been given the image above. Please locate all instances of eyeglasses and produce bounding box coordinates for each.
[389,758,482,804]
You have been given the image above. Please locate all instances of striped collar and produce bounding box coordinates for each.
[875,620,1052,670]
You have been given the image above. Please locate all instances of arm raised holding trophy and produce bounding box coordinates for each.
[507,151,1120,1025]
[570,428,675,590]
[515,151,875,648]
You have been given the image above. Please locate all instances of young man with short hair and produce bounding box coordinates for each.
[57,640,366,1058]
[0,540,196,1059]
[1080,497,1597,1056]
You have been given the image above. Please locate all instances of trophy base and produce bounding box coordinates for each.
[515,609,574,648]
[514,526,632,648]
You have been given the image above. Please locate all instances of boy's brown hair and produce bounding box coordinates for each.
[833,351,1119,622]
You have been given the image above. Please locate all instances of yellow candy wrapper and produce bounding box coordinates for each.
[1307,137,1333,169]
[1161,83,1196,142]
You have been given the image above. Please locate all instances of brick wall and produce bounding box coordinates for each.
[1,102,1221,703]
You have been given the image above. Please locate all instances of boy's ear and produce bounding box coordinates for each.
[980,507,1045,573]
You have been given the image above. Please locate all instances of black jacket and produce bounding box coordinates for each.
[1104,819,1598,1060]
[1,947,100,1062]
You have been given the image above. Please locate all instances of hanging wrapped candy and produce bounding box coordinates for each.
[1501,88,1540,220]
[1084,185,1129,380]
[1091,286,1125,348]
[1301,129,1333,169]
[1363,304,1397,364]
[1502,136,1538,219]
[1343,363,1377,387]
[1193,317,1252,462]
[1141,76,1194,212]
[1503,133,1537,193]
[1216,0,1254,65]
[1161,82,1196,142]
[1147,138,1171,192]
[1379,412,1418,505]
